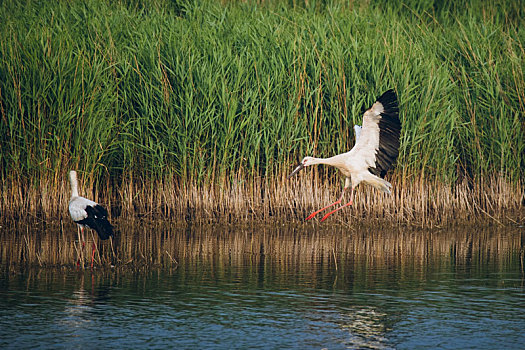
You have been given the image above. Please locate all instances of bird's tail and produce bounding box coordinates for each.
[94,220,114,240]
[86,205,114,240]
[364,173,392,194]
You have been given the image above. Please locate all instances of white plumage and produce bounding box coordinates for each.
[69,196,97,223]
[353,125,362,143]
[68,170,113,268]
[288,89,401,222]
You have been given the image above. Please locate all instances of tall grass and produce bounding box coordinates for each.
[0,0,523,223]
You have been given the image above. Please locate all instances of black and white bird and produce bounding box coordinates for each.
[288,89,401,222]
[68,170,113,266]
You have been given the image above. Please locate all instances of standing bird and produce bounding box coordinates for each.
[68,170,113,267]
[288,89,401,222]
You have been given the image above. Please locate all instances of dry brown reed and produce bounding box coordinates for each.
[1,174,523,227]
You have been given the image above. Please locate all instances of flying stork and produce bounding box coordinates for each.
[68,170,113,267]
[288,89,401,222]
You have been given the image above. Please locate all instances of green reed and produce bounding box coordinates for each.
[0,0,523,215]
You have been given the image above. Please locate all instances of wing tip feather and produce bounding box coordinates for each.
[376,89,398,114]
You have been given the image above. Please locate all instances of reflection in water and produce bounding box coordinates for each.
[60,273,113,332]
[338,307,390,349]
[61,283,93,332]
[2,219,523,273]
[0,222,524,349]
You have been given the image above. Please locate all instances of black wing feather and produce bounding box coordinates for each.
[75,204,114,240]
[368,89,401,178]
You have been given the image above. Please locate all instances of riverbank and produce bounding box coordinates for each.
[1,175,523,227]
[1,1,524,205]
[1,1,523,229]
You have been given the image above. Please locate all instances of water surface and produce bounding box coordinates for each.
[1,223,524,349]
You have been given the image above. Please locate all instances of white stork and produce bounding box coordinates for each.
[68,170,113,267]
[288,89,401,222]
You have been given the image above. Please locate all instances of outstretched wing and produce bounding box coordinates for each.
[351,89,401,178]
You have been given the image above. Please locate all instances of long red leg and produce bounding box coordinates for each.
[306,188,347,221]
[77,226,85,269]
[76,226,81,267]
[320,187,355,222]
[91,242,95,269]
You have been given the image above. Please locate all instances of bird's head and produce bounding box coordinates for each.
[287,157,315,179]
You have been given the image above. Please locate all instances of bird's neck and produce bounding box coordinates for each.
[310,155,346,168]
[71,185,79,199]
[70,178,79,198]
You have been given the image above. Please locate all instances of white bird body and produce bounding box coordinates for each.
[289,89,401,221]
[298,153,390,194]
[68,170,113,240]
[69,196,98,222]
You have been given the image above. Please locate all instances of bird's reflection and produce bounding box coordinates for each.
[60,272,112,329]
[337,306,392,349]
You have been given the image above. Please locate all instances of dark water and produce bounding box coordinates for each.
[1,223,524,349]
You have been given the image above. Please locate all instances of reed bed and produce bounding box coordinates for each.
[0,0,524,225]
[1,219,522,271]
[1,173,523,226]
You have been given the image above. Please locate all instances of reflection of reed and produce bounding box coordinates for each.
[1,220,522,272]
